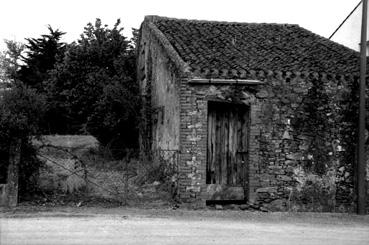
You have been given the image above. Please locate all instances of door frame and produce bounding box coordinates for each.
[205,100,250,201]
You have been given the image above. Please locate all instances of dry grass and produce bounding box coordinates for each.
[35,135,175,208]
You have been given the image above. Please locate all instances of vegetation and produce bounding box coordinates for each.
[0,84,46,194]
[33,135,176,207]
[1,18,139,157]
[292,78,333,175]
[0,40,25,83]
[0,18,140,201]
[46,19,139,155]
[18,26,66,91]
[1,39,46,192]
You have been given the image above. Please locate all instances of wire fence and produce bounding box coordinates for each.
[35,143,180,206]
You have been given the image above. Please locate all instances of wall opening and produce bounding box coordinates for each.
[206,101,250,201]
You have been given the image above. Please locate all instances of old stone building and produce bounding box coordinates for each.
[137,16,369,212]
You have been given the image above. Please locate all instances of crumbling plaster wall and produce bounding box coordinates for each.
[138,24,181,153]
[178,70,368,212]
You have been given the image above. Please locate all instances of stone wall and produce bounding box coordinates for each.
[178,80,262,205]
[177,70,368,212]
[138,21,368,212]
[253,71,356,212]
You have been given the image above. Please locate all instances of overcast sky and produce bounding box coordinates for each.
[0,0,361,51]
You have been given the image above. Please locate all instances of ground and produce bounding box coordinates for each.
[1,206,369,245]
[2,135,368,244]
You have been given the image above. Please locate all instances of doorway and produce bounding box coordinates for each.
[206,101,250,200]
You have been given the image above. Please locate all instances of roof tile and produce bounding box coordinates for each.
[147,16,362,78]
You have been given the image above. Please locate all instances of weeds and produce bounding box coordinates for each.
[289,166,336,212]
[33,136,178,207]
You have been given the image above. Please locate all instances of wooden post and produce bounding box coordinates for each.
[6,139,22,207]
[358,0,368,215]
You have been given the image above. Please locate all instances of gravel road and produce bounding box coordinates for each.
[1,207,368,245]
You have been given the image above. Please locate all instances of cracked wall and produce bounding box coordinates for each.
[138,23,181,153]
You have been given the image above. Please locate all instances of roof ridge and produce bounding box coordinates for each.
[145,15,299,28]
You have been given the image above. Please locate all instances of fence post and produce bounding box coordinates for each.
[7,139,22,207]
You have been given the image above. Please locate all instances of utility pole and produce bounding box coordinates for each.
[358,0,367,215]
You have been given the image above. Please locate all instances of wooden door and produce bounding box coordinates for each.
[206,101,249,200]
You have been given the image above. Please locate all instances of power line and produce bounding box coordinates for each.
[329,1,362,39]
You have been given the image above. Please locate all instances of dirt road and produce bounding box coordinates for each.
[1,207,368,245]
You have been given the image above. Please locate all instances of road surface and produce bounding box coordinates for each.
[1,207,368,245]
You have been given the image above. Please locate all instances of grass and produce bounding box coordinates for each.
[32,135,175,208]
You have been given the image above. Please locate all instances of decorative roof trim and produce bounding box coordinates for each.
[145,16,191,76]
[188,78,264,85]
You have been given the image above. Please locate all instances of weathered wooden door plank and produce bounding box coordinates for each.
[206,101,249,199]
[215,108,222,184]
[207,108,216,184]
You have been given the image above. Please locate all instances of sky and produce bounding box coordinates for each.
[331,1,365,51]
[0,0,361,51]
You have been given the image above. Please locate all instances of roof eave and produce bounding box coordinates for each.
[188,78,264,85]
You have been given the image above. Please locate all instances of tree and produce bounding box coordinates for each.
[18,26,65,90]
[0,84,46,194]
[47,19,139,155]
[0,40,25,84]
[86,78,139,156]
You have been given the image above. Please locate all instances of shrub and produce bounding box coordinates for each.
[85,80,139,158]
[0,84,46,196]
[290,166,336,211]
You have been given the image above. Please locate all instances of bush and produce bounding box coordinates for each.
[85,80,139,158]
[290,166,336,211]
[0,84,46,196]
[0,85,45,138]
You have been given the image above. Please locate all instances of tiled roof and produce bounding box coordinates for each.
[146,16,361,78]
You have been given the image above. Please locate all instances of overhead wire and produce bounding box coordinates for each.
[329,1,362,39]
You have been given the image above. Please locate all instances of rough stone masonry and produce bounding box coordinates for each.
[177,70,367,212]
[137,16,369,212]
